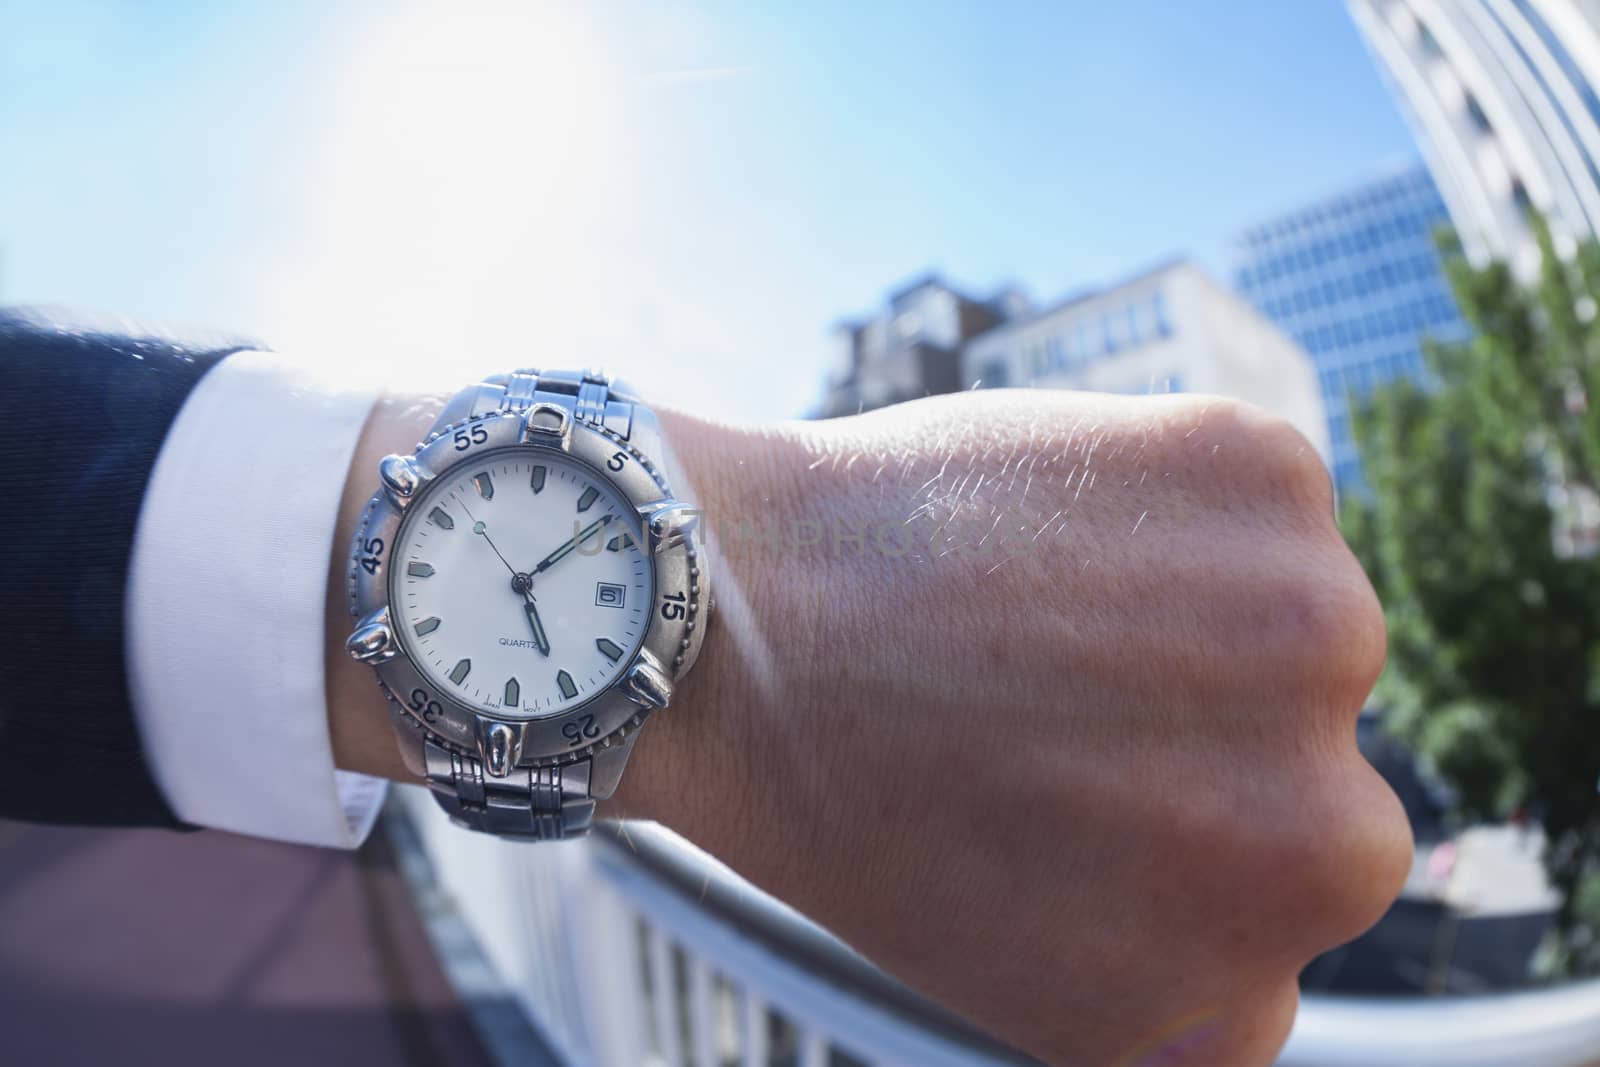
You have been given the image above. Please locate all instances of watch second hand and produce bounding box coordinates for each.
[459,499,518,577]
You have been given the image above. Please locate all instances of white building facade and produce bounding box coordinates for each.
[962,260,1332,464]
[1348,0,1600,277]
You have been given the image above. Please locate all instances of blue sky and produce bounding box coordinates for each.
[0,1,1416,418]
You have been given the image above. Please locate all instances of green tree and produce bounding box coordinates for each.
[1344,221,1600,976]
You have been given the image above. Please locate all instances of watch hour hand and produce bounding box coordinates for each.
[522,594,551,657]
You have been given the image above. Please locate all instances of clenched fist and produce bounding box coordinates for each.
[332,388,1411,1067]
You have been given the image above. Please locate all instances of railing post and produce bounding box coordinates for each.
[566,869,651,1067]
[740,989,769,1067]
[647,925,686,1067]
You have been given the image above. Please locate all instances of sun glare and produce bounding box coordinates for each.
[259,3,633,388]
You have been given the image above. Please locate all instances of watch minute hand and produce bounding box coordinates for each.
[532,514,615,574]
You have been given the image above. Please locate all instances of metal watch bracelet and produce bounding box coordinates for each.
[419,368,640,840]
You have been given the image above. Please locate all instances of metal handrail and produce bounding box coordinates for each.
[397,784,1600,1067]
[1279,981,1600,1067]
[594,822,1600,1067]
[591,822,1040,1065]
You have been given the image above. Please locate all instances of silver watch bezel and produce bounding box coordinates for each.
[347,406,708,770]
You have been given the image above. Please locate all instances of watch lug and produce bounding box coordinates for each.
[378,454,426,509]
[639,498,700,556]
[475,718,524,779]
[623,651,674,708]
[346,606,398,663]
[588,730,640,799]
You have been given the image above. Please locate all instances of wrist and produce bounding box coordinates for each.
[596,411,801,828]
[322,390,797,848]
[325,390,448,782]
[602,410,854,890]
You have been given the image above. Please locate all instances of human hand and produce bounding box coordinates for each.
[623,390,1409,1066]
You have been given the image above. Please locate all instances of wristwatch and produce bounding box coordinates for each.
[344,369,710,839]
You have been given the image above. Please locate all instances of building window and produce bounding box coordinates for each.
[1029,340,1049,377]
[1511,176,1533,216]
[1077,320,1096,360]
[1465,92,1492,136]
[1152,290,1173,337]
[1418,22,1443,58]
[1103,312,1123,354]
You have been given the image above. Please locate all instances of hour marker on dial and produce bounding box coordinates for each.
[408,562,435,578]
[474,471,495,500]
[576,487,599,513]
[596,638,623,662]
[556,670,578,700]
[504,677,521,707]
[530,465,546,494]
[428,507,454,530]
[450,658,472,684]
[605,535,629,552]
[414,616,441,636]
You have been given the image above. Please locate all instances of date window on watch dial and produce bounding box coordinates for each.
[595,581,626,609]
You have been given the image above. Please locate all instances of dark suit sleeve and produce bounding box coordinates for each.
[0,308,255,828]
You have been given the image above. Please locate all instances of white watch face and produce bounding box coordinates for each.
[389,447,654,719]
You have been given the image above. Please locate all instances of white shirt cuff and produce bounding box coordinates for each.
[127,350,388,848]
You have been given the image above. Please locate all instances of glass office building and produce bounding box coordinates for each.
[1234,162,1471,491]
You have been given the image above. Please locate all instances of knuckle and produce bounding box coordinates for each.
[1202,397,1334,514]
[1253,554,1388,699]
[1338,568,1389,692]
[1300,565,1388,692]
[1277,758,1414,955]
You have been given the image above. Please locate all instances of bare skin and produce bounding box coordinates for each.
[326,388,1411,1067]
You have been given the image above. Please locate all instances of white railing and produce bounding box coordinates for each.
[392,786,1600,1067]
[1279,982,1600,1067]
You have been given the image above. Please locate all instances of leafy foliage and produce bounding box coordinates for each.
[1344,220,1600,975]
